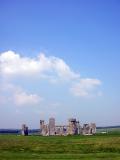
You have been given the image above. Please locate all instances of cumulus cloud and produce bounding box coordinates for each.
[0,50,102,98]
[70,78,101,97]
[0,83,43,107]
[0,50,80,80]
[13,91,42,106]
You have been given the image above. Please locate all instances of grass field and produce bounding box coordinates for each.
[0,134,120,160]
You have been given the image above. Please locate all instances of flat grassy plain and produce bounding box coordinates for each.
[0,133,120,160]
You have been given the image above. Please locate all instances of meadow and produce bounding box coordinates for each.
[0,133,120,160]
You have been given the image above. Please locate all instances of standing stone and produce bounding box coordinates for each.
[90,123,96,134]
[82,123,96,135]
[49,117,55,135]
[40,120,49,136]
[68,118,78,135]
[82,124,90,135]
[21,124,28,136]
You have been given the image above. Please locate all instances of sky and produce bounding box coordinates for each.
[0,0,120,128]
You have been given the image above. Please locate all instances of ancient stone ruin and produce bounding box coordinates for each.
[40,117,96,136]
[21,118,96,136]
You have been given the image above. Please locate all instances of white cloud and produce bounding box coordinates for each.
[13,91,42,106]
[70,78,101,97]
[0,83,43,107]
[0,50,102,98]
[0,50,80,80]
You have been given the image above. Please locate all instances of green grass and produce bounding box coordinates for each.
[0,134,120,159]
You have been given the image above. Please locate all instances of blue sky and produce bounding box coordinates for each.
[0,0,120,128]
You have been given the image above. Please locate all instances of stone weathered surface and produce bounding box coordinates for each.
[82,123,96,135]
[68,118,78,135]
[49,118,55,135]
[40,120,49,136]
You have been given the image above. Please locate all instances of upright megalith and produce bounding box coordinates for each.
[49,117,55,135]
[68,118,78,135]
[40,120,49,136]
[21,124,28,136]
[90,123,96,134]
[82,123,96,135]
